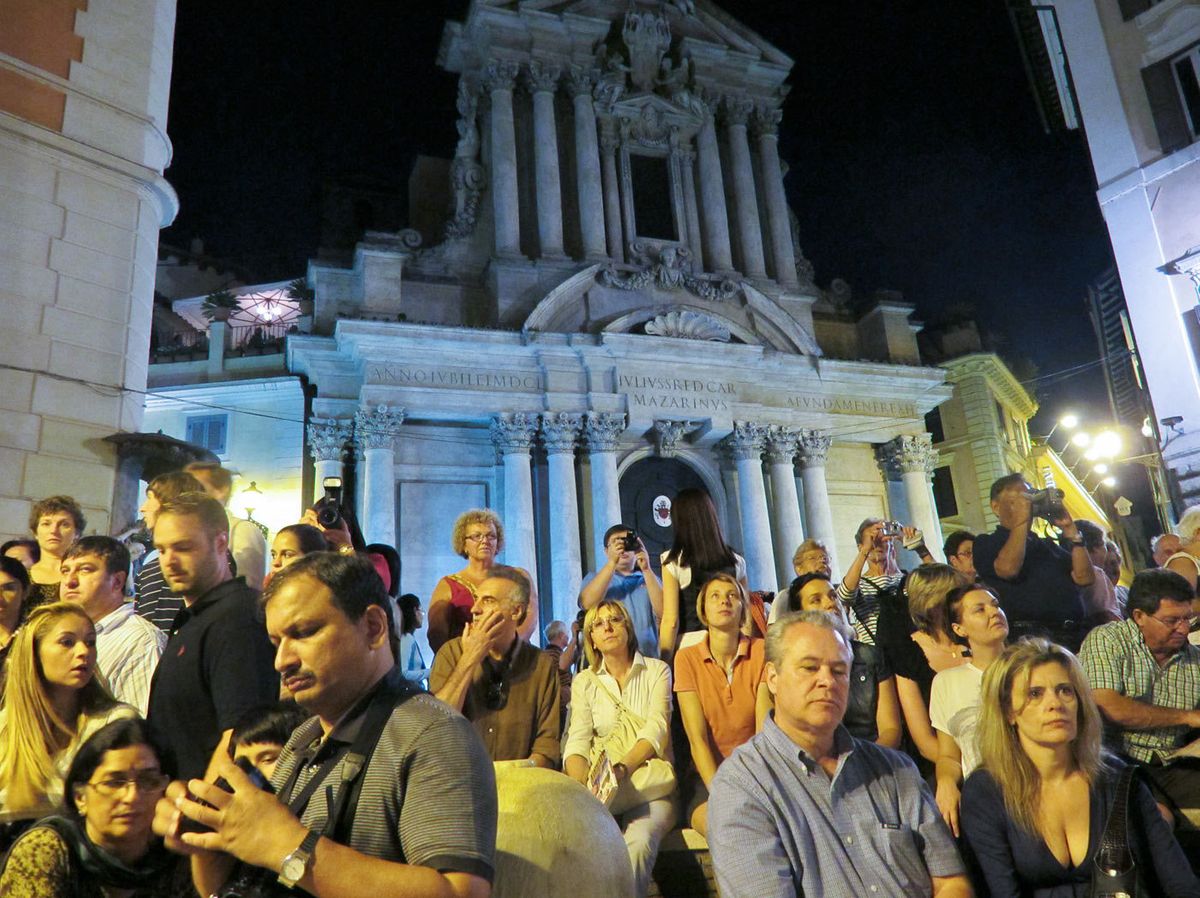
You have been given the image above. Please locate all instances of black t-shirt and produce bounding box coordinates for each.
[972,527,1086,624]
[146,577,277,780]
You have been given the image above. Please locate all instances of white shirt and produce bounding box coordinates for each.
[95,602,167,715]
[564,653,673,761]
[230,515,267,590]
[929,662,984,778]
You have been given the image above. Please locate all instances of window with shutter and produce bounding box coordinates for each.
[1142,55,1193,154]
[185,414,228,455]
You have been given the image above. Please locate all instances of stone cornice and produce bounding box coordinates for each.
[941,353,1038,420]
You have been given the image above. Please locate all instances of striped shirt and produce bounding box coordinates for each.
[133,552,184,633]
[838,573,903,645]
[94,602,166,715]
[1080,617,1200,763]
[270,685,496,881]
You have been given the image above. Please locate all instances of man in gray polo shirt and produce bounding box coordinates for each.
[708,610,970,898]
[1080,568,1200,822]
[156,553,496,898]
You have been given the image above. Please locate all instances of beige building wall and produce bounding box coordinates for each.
[0,0,178,538]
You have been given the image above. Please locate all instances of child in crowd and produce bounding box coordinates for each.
[229,701,308,781]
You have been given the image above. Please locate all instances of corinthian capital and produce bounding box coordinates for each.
[751,105,782,138]
[525,60,562,95]
[764,426,800,463]
[796,430,832,468]
[878,433,936,477]
[720,95,754,127]
[355,405,405,451]
[307,418,352,463]
[540,412,584,453]
[723,421,768,460]
[490,413,539,455]
[566,65,597,99]
[583,412,626,452]
[482,60,520,93]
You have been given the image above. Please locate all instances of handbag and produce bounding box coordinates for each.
[587,677,676,815]
[1090,765,1145,898]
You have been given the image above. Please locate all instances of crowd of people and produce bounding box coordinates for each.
[0,471,1198,897]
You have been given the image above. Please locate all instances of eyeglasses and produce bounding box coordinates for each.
[1149,614,1197,632]
[590,615,626,632]
[464,533,498,544]
[86,772,170,797]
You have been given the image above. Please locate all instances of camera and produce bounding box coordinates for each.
[177,758,273,835]
[1029,487,1066,521]
[880,521,902,539]
[314,476,343,529]
[619,529,639,553]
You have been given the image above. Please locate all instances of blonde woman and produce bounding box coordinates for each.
[0,604,135,830]
[428,509,537,653]
[673,573,771,836]
[961,639,1199,897]
[564,600,674,898]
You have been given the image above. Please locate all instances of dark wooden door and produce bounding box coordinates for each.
[619,456,707,576]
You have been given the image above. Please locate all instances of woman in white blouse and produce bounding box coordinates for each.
[564,600,675,898]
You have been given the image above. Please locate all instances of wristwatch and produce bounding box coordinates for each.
[277,829,320,889]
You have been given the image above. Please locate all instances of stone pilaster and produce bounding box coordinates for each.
[525,61,566,259]
[678,145,705,272]
[567,67,608,261]
[751,106,798,288]
[722,421,775,590]
[796,430,838,574]
[483,61,522,257]
[721,96,766,279]
[765,426,805,589]
[490,413,540,582]
[695,96,734,273]
[584,412,626,558]
[541,412,584,624]
[354,405,405,546]
[598,116,624,262]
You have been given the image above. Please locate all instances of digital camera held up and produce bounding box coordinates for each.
[314,476,343,529]
[1029,487,1066,521]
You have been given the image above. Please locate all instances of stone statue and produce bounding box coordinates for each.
[622,6,671,92]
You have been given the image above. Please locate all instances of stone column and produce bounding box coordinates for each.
[766,427,805,590]
[307,418,352,486]
[721,96,766,279]
[695,98,734,273]
[354,405,405,547]
[752,105,798,288]
[714,440,743,549]
[723,422,775,591]
[567,67,607,261]
[882,434,945,561]
[541,413,584,624]
[584,413,626,560]
[598,116,624,262]
[490,413,540,583]
[875,445,911,531]
[678,145,705,272]
[484,61,522,258]
[526,61,566,259]
[797,430,838,575]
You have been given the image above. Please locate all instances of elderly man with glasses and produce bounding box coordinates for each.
[431,565,561,768]
[1080,568,1200,826]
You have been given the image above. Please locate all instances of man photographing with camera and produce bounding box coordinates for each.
[579,525,663,660]
[972,473,1094,651]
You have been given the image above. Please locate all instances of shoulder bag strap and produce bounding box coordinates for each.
[1096,766,1136,874]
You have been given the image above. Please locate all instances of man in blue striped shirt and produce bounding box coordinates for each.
[709,610,971,898]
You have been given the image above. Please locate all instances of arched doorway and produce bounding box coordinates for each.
[619,456,708,575]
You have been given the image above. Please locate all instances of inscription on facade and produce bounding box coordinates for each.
[782,394,917,418]
[618,373,735,412]
[368,364,543,392]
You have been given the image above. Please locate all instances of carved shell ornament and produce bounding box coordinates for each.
[644,310,730,342]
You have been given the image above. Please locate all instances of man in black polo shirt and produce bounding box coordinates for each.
[146,493,277,780]
[972,473,1094,651]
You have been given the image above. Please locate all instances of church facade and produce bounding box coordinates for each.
[275,0,952,628]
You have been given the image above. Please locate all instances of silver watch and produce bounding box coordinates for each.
[277,829,320,889]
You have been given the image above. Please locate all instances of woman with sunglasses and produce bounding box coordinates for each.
[564,600,675,898]
[428,508,537,652]
[0,718,175,897]
[0,604,136,832]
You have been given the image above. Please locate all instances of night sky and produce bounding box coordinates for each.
[163,1,1116,425]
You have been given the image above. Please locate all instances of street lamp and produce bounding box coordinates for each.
[1071,432,1092,447]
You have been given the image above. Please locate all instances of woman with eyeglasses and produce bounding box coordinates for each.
[428,508,537,652]
[564,600,675,898]
[0,604,136,837]
[960,639,1200,898]
[0,718,176,897]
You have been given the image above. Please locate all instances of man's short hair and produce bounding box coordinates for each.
[263,552,397,657]
[1073,520,1106,551]
[231,701,308,749]
[1151,533,1176,555]
[544,620,568,643]
[146,470,206,504]
[184,461,234,498]
[943,530,974,558]
[1126,568,1194,617]
[155,493,229,538]
[791,538,828,567]
[603,524,635,546]
[29,495,86,535]
[989,473,1028,502]
[484,565,531,615]
[64,536,130,579]
[766,610,853,668]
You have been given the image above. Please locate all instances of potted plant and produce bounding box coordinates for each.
[201,289,239,322]
[286,278,315,316]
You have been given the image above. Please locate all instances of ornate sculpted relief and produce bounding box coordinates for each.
[622,6,671,91]
[643,310,730,342]
[445,78,485,240]
[599,244,738,302]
